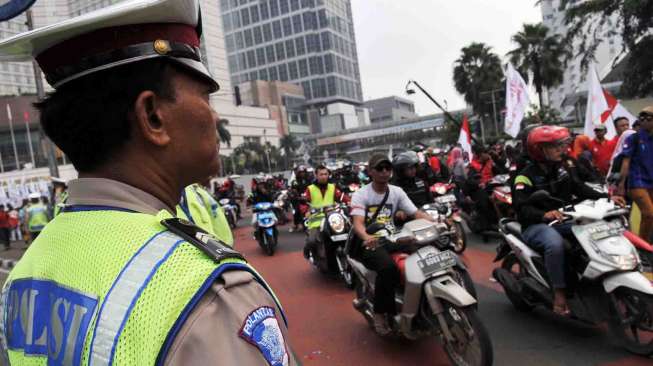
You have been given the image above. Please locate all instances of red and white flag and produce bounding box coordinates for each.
[458,114,473,161]
[504,63,530,138]
[584,65,609,139]
[600,89,637,133]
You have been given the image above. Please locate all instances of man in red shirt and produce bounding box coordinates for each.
[591,124,617,177]
[470,148,494,187]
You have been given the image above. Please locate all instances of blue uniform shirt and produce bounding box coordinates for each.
[622,129,653,189]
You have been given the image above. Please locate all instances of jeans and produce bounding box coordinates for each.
[360,247,400,315]
[522,223,573,289]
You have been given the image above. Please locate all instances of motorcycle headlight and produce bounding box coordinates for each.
[415,227,438,242]
[436,186,447,195]
[608,253,639,271]
[427,210,439,220]
[328,214,345,233]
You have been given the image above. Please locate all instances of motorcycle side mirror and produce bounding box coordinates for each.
[366,222,386,235]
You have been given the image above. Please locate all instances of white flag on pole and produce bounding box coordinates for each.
[458,115,473,161]
[584,64,609,139]
[504,63,530,138]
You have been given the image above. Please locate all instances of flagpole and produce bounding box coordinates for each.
[24,112,35,167]
[6,105,20,170]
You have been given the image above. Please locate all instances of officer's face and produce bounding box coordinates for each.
[316,169,329,184]
[163,71,220,184]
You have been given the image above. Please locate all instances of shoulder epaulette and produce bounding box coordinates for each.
[161,218,244,263]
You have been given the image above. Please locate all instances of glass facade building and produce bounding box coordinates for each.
[220,0,363,106]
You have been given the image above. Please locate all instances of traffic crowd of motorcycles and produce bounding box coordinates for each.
[211,131,653,366]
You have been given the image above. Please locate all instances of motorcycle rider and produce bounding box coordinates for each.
[351,153,434,335]
[513,125,625,315]
[290,165,311,232]
[339,161,361,187]
[391,151,433,209]
[303,165,349,259]
[217,176,242,219]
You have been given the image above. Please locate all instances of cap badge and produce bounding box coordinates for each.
[153,40,171,55]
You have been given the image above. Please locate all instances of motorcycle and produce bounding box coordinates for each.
[253,202,279,256]
[348,219,493,366]
[493,191,653,356]
[422,202,467,254]
[305,203,354,287]
[219,198,239,229]
[488,174,513,219]
[273,189,290,225]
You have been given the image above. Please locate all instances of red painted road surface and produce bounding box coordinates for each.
[234,226,652,366]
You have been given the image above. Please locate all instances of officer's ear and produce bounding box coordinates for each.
[132,90,172,147]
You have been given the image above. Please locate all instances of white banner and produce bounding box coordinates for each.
[584,65,609,139]
[504,63,530,138]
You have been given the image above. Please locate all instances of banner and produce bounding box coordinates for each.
[504,63,530,138]
[584,65,610,139]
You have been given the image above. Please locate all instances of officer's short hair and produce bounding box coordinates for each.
[315,164,329,174]
[36,59,176,172]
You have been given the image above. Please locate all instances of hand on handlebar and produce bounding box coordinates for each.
[363,236,379,250]
[611,195,626,208]
[543,210,565,223]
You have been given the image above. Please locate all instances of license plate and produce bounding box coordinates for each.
[437,195,456,204]
[417,251,456,276]
[331,234,348,242]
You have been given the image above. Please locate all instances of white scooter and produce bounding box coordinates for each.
[348,219,493,366]
[493,191,653,356]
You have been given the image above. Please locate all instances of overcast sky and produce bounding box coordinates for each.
[350,0,542,115]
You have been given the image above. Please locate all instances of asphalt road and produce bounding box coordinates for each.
[0,220,651,365]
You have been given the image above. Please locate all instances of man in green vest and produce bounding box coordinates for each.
[178,182,234,247]
[24,193,50,242]
[303,165,348,258]
[52,177,68,217]
[0,1,295,365]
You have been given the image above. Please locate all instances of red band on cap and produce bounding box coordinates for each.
[37,23,200,73]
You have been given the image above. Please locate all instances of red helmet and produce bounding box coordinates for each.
[527,126,571,162]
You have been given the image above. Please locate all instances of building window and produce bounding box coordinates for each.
[265,45,277,62]
[278,63,289,81]
[250,71,258,81]
[298,58,309,77]
[292,14,303,33]
[303,11,317,30]
[241,8,250,26]
[244,28,253,47]
[318,9,328,28]
[223,14,233,32]
[276,42,286,60]
[295,37,306,55]
[270,0,279,16]
[260,2,270,20]
[306,33,320,53]
[312,78,326,98]
[259,68,269,80]
[253,26,263,44]
[321,31,331,50]
[327,76,337,96]
[301,0,315,8]
[288,61,299,79]
[269,66,279,80]
[279,0,289,14]
[250,5,260,23]
[256,47,266,65]
[290,0,300,11]
[247,50,256,68]
[226,34,235,52]
[228,55,238,72]
[238,53,247,70]
[324,54,334,72]
[302,80,312,99]
[272,20,283,38]
[285,40,296,58]
[282,17,293,36]
[262,23,273,42]
[232,12,242,28]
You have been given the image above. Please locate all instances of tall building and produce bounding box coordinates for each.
[220,0,364,107]
[540,0,623,116]
[0,0,280,164]
[364,96,417,124]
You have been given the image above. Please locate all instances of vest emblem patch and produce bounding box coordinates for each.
[239,306,289,366]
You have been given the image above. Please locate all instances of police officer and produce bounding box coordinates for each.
[0,1,295,365]
[391,151,433,209]
[178,181,234,247]
[24,193,50,242]
[303,165,348,259]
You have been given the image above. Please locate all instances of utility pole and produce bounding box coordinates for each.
[26,10,59,178]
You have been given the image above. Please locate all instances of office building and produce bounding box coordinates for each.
[220,0,364,107]
[364,96,417,124]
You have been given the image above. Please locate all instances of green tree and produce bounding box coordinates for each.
[556,0,653,97]
[522,104,563,126]
[453,42,504,115]
[279,134,300,169]
[217,118,231,147]
[507,23,570,107]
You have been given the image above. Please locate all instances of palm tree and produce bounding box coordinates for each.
[453,42,504,115]
[217,118,231,147]
[279,134,299,169]
[507,23,570,107]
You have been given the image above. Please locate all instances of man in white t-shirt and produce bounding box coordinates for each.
[350,153,434,335]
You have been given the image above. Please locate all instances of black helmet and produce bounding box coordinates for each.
[393,151,419,172]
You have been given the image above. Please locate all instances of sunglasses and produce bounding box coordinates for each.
[374,164,393,172]
[639,114,653,122]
